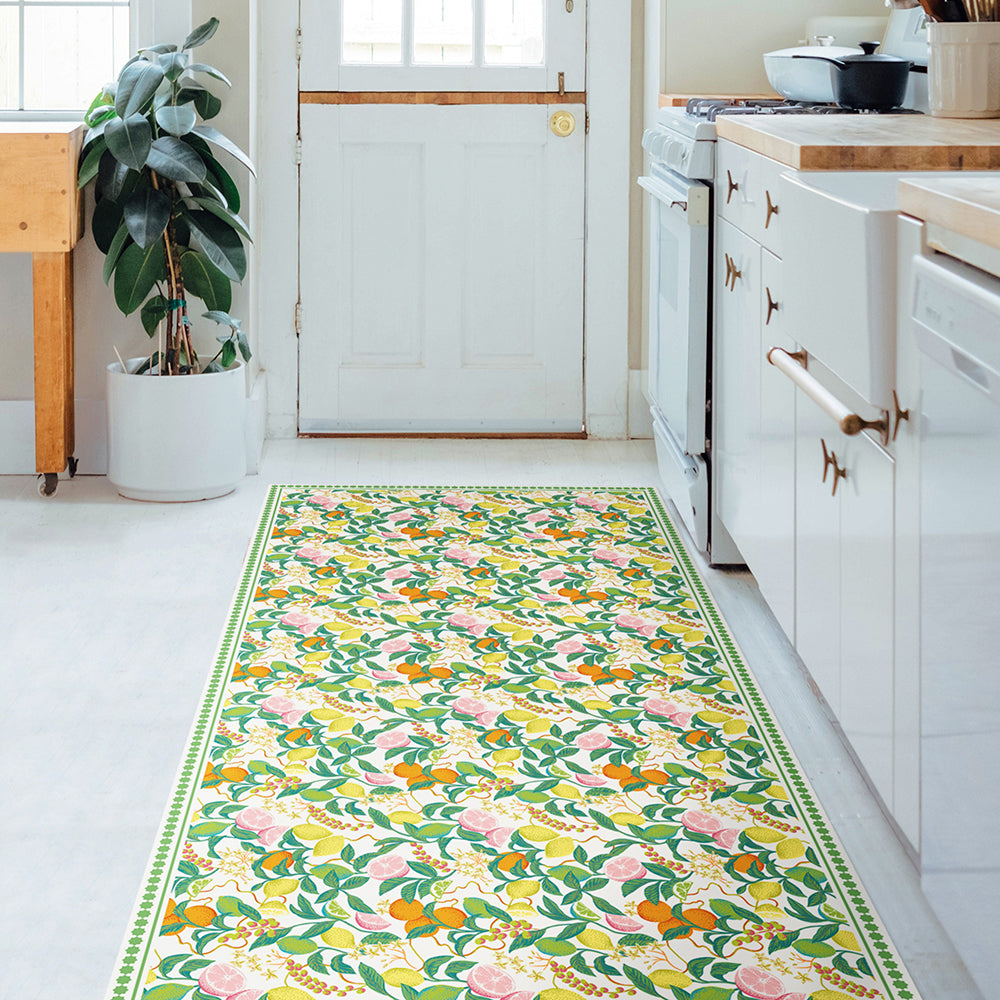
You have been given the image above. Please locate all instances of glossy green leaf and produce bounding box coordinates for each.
[155,104,197,137]
[194,87,222,120]
[237,331,251,362]
[77,141,106,189]
[142,42,178,54]
[91,197,123,253]
[793,939,836,958]
[192,124,255,175]
[114,59,164,117]
[358,964,390,996]
[102,222,132,285]
[146,137,207,183]
[180,250,232,312]
[141,294,170,336]
[202,155,241,211]
[113,241,165,315]
[158,49,189,81]
[182,17,219,50]
[123,187,171,248]
[183,62,232,87]
[185,209,246,281]
[190,196,251,240]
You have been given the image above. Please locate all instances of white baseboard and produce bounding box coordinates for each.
[629,369,653,439]
[0,380,268,477]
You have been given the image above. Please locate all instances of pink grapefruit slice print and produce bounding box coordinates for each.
[734,966,786,1000]
[198,963,247,998]
[602,856,648,881]
[367,854,410,880]
[459,808,500,833]
[680,809,726,835]
[355,912,392,931]
[605,914,644,933]
[467,964,517,999]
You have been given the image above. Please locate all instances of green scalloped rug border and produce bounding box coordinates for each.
[103,485,921,1000]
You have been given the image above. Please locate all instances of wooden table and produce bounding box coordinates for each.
[0,123,86,495]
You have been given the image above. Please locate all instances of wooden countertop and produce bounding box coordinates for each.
[0,122,86,253]
[715,115,1000,171]
[900,176,1000,252]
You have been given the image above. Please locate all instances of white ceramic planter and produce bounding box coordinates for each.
[106,359,247,502]
[929,22,1000,119]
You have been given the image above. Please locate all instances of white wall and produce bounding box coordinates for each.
[661,0,887,94]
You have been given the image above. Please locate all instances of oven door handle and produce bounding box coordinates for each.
[638,175,709,227]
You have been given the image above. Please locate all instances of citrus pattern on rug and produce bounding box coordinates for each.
[114,487,919,1000]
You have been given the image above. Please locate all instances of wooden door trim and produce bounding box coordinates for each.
[300,91,586,106]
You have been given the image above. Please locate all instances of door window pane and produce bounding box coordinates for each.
[22,6,130,111]
[342,0,403,64]
[413,0,473,65]
[484,0,544,66]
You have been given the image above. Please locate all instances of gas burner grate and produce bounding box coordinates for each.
[684,97,922,122]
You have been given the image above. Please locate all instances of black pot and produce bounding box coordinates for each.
[792,42,912,112]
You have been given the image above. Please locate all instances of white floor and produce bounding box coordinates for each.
[0,439,980,1000]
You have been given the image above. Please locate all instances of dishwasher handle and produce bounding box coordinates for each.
[916,326,1000,406]
[767,347,891,444]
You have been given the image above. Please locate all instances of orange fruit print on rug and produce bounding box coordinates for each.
[109,488,919,1000]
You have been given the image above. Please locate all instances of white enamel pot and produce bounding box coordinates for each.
[106,359,247,502]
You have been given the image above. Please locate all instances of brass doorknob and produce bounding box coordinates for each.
[550,110,576,137]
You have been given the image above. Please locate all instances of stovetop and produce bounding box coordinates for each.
[657,97,921,140]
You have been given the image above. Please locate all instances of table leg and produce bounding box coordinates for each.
[32,251,74,481]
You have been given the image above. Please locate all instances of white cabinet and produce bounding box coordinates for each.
[757,251,796,640]
[794,384,896,811]
[714,163,795,638]
[714,137,902,828]
[714,218,761,564]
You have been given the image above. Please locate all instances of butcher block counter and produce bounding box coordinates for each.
[715,115,1000,171]
[900,176,1000,253]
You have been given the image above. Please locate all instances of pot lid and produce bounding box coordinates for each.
[839,40,911,64]
[765,44,862,60]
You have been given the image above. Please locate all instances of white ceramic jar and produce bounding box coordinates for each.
[929,22,1000,118]
[106,359,246,501]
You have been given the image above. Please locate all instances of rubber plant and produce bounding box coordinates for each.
[77,17,253,375]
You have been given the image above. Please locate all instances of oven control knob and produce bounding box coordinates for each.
[665,140,685,170]
[641,128,657,153]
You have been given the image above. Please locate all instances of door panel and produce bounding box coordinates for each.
[299,103,584,433]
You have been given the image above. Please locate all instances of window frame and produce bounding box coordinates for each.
[0,0,139,120]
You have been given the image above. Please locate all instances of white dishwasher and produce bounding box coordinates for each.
[910,250,1000,999]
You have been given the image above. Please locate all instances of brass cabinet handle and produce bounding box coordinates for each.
[892,389,910,441]
[727,169,739,205]
[766,286,779,325]
[821,438,847,497]
[765,189,779,228]
[724,252,742,290]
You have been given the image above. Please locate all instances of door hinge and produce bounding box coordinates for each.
[585,112,590,134]
[294,301,303,337]
[294,137,302,165]
[296,27,303,62]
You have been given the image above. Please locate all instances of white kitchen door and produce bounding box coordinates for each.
[297,1,587,434]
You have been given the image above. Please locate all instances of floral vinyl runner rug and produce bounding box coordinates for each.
[111,487,919,1000]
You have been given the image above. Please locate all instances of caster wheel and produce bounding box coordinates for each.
[68,456,78,478]
[38,472,58,497]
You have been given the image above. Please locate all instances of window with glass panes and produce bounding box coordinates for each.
[342,0,544,67]
[0,0,130,112]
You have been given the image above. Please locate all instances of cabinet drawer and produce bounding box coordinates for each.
[716,140,785,256]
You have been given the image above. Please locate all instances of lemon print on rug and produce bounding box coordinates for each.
[108,487,920,1000]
